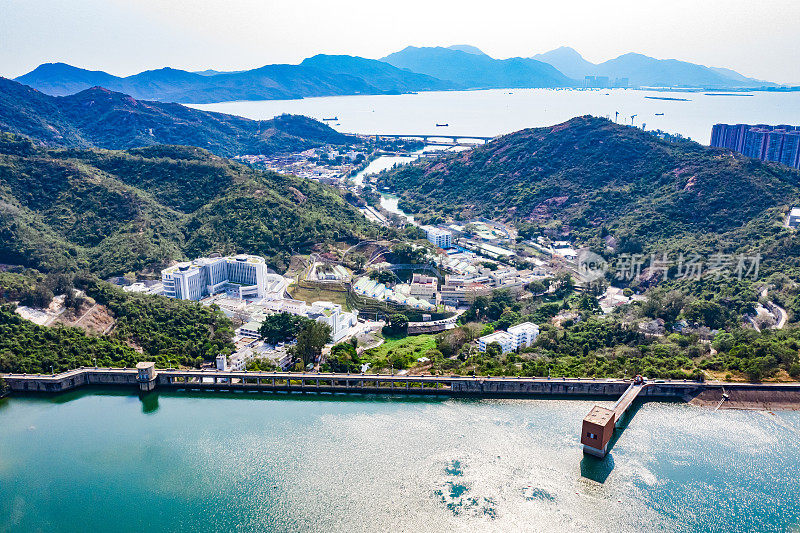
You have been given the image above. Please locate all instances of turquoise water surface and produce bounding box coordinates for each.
[1,390,798,532]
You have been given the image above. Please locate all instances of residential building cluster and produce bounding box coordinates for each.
[583,76,629,88]
[234,147,366,185]
[478,322,540,354]
[711,123,800,170]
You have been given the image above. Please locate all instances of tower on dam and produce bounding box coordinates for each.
[136,362,157,392]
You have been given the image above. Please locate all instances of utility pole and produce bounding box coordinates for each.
[614,111,619,123]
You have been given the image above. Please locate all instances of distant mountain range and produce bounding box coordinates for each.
[531,46,772,88]
[14,55,456,104]
[10,47,777,105]
[0,77,351,156]
[381,46,572,89]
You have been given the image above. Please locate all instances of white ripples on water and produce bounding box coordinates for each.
[1,393,799,532]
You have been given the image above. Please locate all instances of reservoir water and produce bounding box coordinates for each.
[1,390,799,532]
[191,88,800,145]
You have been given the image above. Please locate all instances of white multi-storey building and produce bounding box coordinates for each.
[424,227,452,249]
[478,322,540,354]
[162,254,273,301]
[788,207,800,228]
[507,322,540,348]
[477,331,516,354]
[409,273,437,304]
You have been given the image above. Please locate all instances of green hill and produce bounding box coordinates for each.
[0,77,352,157]
[377,116,800,277]
[0,133,383,277]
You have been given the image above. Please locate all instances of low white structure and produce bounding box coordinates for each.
[788,207,800,228]
[237,321,263,339]
[306,301,359,343]
[353,277,436,310]
[478,322,540,353]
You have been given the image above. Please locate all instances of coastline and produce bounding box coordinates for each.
[689,387,800,410]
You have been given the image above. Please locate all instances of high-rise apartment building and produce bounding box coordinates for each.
[711,123,800,170]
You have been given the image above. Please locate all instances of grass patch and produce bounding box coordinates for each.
[362,333,438,370]
[288,284,349,310]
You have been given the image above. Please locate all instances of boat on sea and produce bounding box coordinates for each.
[436,123,449,127]
[322,117,338,121]
[655,113,665,116]
[644,96,690,102]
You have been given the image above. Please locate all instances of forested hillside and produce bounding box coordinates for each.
[0,270,235,373]
[0,133,383,276]
[0,78,352,157]
[378,116,800,278]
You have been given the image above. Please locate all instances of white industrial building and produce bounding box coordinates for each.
[478,322,540,353]
[161,254,281,301]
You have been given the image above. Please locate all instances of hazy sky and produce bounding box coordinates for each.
[2,0,799,83]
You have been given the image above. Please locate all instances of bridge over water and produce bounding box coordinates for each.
[365,133,495,146]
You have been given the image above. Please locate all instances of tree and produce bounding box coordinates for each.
[369,269,396,285]
[259,313,310,345]
[293,321,332,367]
[325,342,360,372]
[495,310,520,330]
[527,280,546,295]
[711,331,735,352]
[350,252,367,272]
[385,314,409,336]
[21,285,53,309]
[553,273,574,298]
[389,243,429,265]
[485,342,503,359]
[436,327,469,358]
[686,300,728,329]
[577,294,601,314]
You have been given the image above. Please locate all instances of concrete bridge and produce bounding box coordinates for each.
[368,133,495,146]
